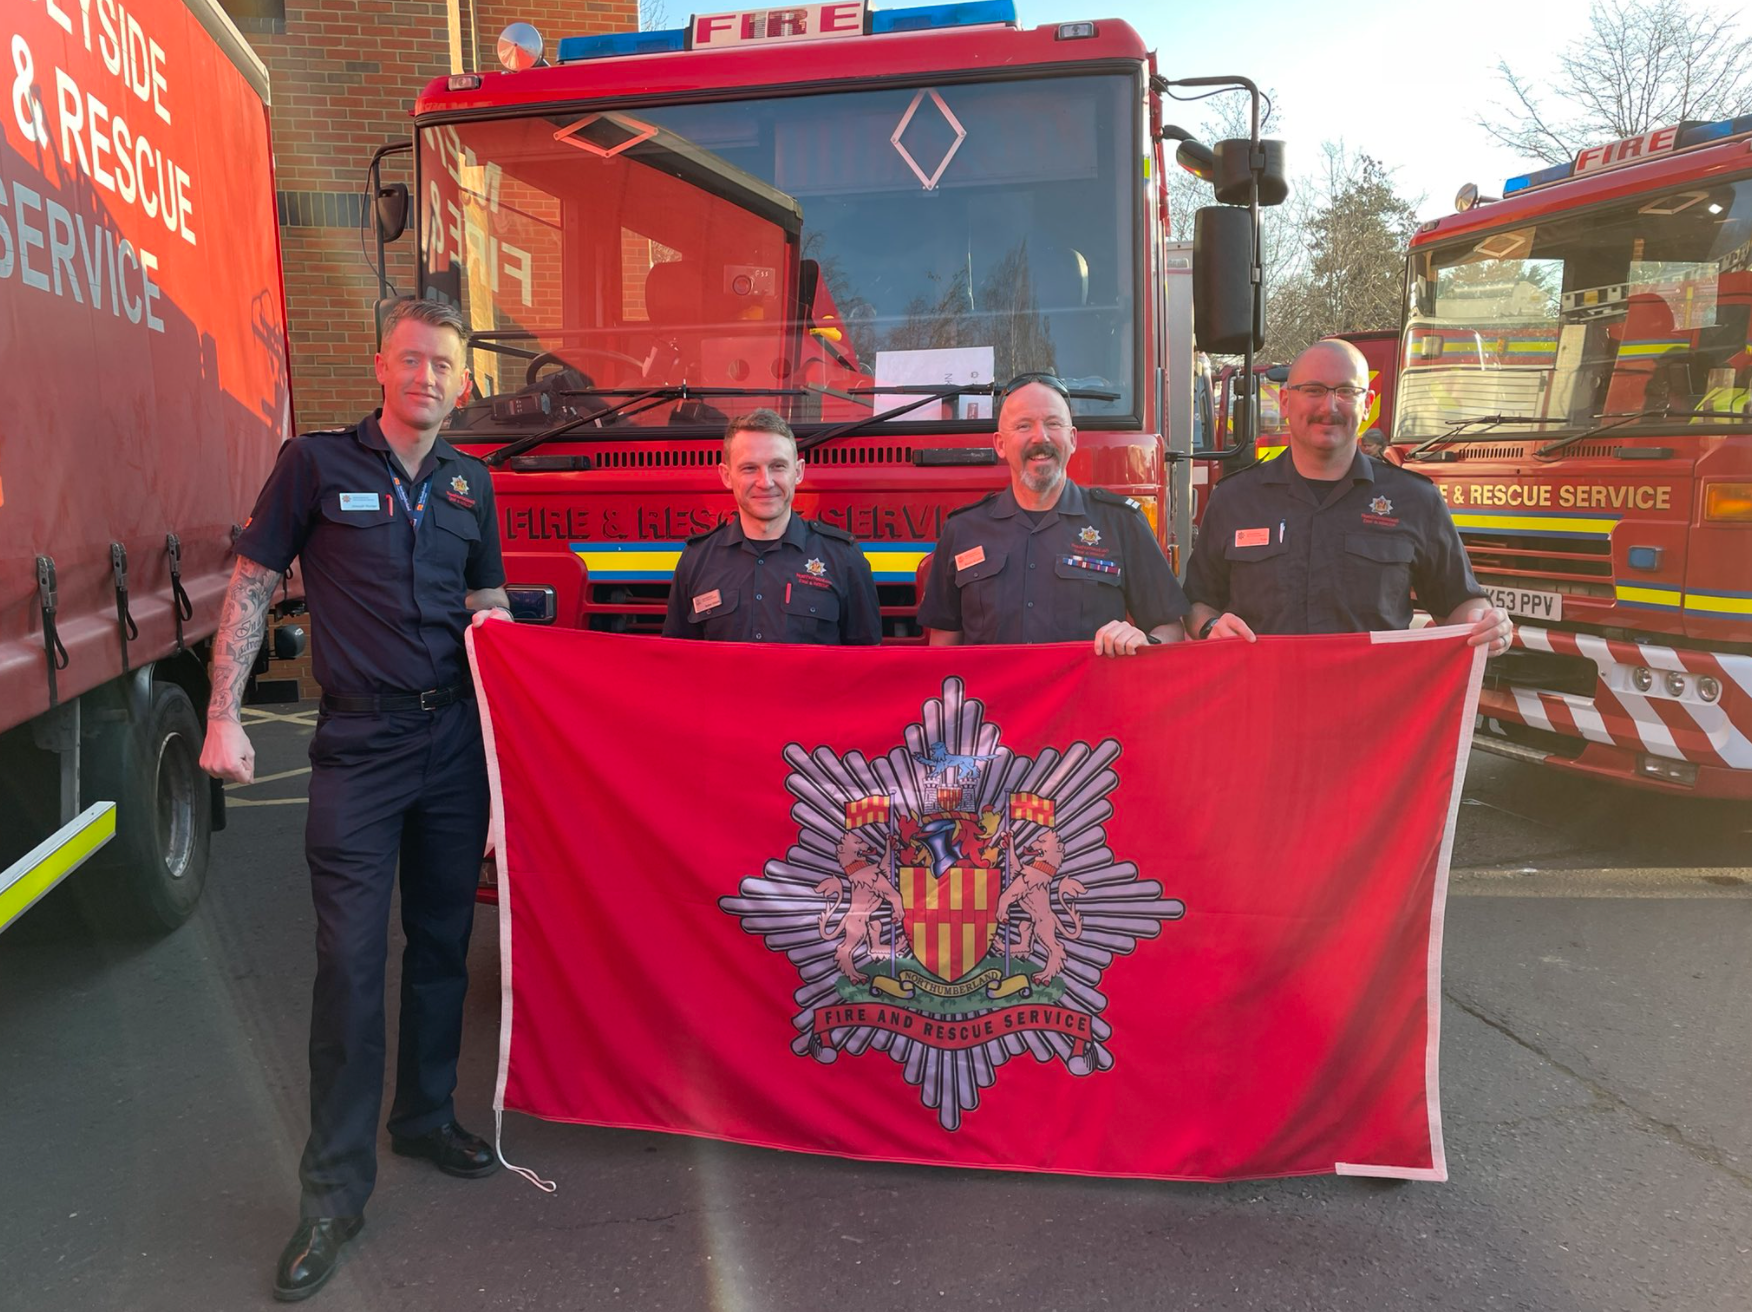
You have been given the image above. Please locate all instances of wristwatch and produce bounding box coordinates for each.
[1197,616,1218,640]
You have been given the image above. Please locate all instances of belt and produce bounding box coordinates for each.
[320,683,473,714]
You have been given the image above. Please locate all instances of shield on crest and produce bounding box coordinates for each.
[898,865,1002,981]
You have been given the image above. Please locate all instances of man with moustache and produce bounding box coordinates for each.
[918,373,1188,652]
[1184,338,1511,650]
[663,408,881,643]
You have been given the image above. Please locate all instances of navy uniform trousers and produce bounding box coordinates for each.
[298,699,488,1218]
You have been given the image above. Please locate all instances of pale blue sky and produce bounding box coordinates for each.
[1016,0,1600,217]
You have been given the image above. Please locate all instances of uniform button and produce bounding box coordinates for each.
[1029,562,1036,569]
[756,558,764,565]
[755,593,763,600]
[755,632,764,639]
[1027,601,1034,608]
[809,606,817,613]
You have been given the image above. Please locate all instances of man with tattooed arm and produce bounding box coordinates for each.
[200,297,509,1302]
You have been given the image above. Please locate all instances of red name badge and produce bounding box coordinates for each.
[1234,527,1271,548]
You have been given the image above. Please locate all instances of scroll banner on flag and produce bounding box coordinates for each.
[467,624,1485,1182]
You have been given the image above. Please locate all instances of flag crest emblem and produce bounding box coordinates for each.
[720,677,1187,1130]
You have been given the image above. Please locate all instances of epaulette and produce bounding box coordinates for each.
[946,490,1001,519]
[300,426,355,439]
[686,522,729,546]
[808,519,856,543]
[1384,459,1435,485]
[1089,487,1145,513]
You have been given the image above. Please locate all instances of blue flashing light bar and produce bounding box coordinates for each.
[557,27,687,62]
[1503,112,1752,195]
[871,0,1017,33]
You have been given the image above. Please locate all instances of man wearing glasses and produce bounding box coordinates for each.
[918,373,1189,653]
[1184,339,1512,651]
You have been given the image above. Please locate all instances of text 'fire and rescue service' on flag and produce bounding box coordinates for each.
[467,624,1486,1183]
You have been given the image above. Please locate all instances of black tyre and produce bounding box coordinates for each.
[83,682,212,934]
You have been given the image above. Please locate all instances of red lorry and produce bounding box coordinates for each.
[369,1,1274,626]
[0,0,292,931]
[1395,119,1752,796]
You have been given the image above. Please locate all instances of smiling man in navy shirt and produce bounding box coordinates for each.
[200,297,508,1301]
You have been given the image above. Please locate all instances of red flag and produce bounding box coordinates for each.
[1008,792,1055,826]
[469,625,1483,1182]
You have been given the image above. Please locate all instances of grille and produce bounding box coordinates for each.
[1466,530,1613,597]
[1446,442,1619,460]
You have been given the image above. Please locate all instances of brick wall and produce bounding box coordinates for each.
[232,0,638,431]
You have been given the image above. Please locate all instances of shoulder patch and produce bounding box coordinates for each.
[945,490,1001,519]
[807,519,856,543]
[1089,487,1145,513]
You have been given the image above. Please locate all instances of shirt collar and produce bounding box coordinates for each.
[355,411,459,482]
[1259,448,1376,489]
[724,512,807,553]
[991,479,1088,523]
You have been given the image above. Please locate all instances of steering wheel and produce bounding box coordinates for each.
[525,348,648,386]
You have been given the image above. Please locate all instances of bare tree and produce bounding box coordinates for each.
[1266,145,1418,358]
[1480,0,1752,164]
[639,0,670,30]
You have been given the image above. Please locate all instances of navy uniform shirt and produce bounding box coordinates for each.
[1183,450,1484,633]
[235,412,505,694]
[662,514,881,643]
[917,480,1190,643]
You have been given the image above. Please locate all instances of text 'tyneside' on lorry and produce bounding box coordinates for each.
[366,1,1285,636]
[1398,120,1752,796]
[0,0,294,934]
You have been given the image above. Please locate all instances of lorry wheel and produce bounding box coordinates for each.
[84,682,212,934]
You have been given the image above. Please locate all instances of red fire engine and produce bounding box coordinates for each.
[370,1,1278,630]
[1397,120,1752,796]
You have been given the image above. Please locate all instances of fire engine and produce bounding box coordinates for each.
[367,1,1280,632]
[1397,119,1752,796]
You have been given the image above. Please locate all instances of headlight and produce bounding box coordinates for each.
[1698,676,1722,703]
[1631,666,1654,692]
[1664,671,1686,698]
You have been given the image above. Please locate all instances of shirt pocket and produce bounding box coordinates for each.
[1053,556,1125,631]
[783,585,842,643]
[687,588,741,638]
[1222,536,1290,620]
[954,547,1009,638]
[315,492,396,583]
[1342,531,1416,622]
[428,497,481,573]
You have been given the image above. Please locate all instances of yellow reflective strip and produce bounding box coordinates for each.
[0,803,116,933]
[863,550,928,570]
[1615,342,1688,357]
[1684,592,1752,616]
[571,549,682,572]
[1615,584,1683,607]
[1451,512,1615,535]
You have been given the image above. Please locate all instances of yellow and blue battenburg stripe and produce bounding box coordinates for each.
[1683,587,1752,618]
[570,540,936,583]
[1450,508,1619,539]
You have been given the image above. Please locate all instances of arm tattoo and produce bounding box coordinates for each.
[208,558,283,722]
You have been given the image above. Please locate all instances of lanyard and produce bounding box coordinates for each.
[385,456,431,532]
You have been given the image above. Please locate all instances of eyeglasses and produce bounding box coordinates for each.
[997,372,1071,400]
[1283,383,1368,401]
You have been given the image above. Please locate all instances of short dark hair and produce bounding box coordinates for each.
[380,296,468,347]
[721,408,797,459]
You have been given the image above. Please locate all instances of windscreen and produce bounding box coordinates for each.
[1399,173,1752,439]
[417,74,1138,437]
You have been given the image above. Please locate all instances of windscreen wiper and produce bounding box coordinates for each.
[1535,405,1704,458]
[1403,415,1557,461]
[480,385,804,466]
[794,382,1121,454]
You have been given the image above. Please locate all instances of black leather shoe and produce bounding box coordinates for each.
[273,1216,362,1302]
[389,1120,499,1178]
